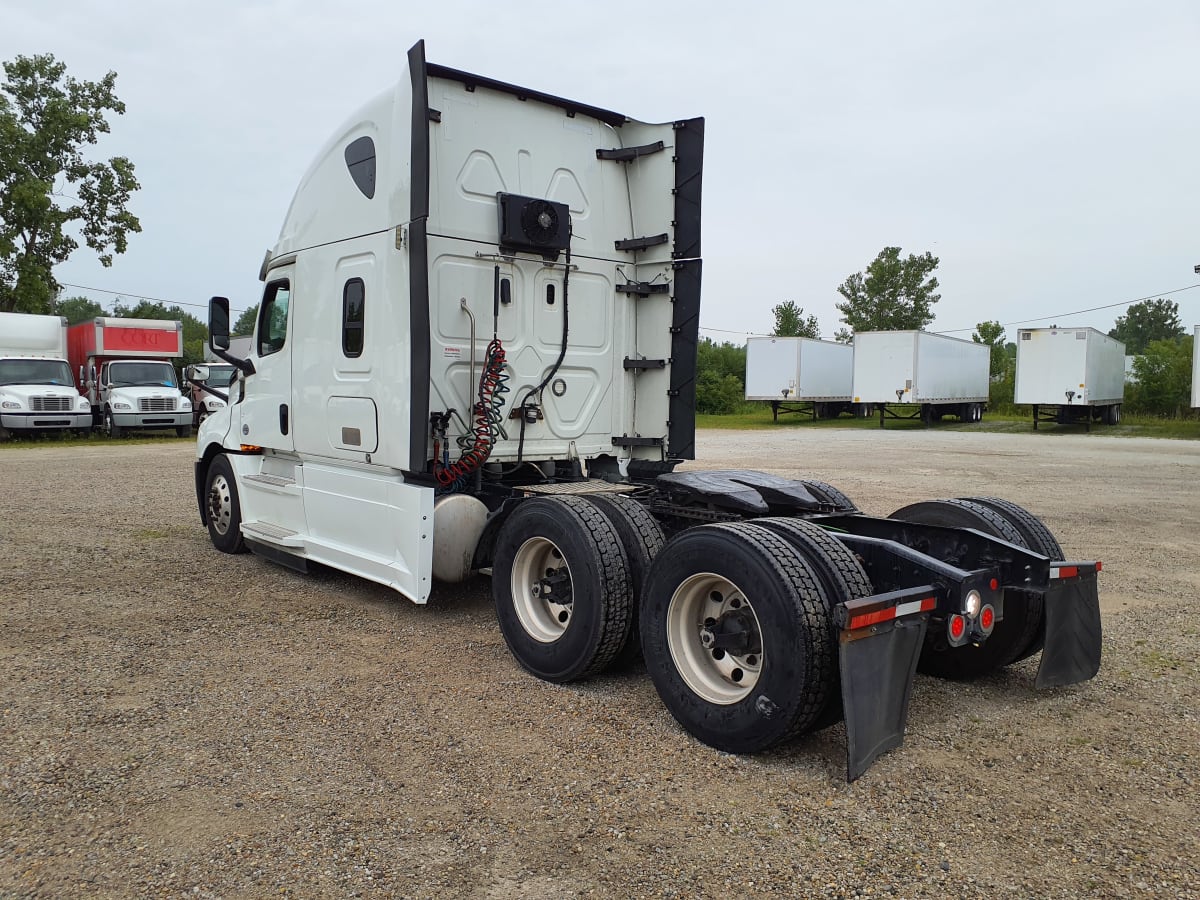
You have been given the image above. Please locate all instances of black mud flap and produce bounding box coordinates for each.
[1036,566,1102,689]
[838,604,929,782]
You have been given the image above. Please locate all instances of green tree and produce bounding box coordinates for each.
[112,298,207,369]
[0,54,140,313]
[1109,299,1184,355]
[972,320,1009,378]
[1128,334,1193,417]
[696,338,748,414]
[834,246,940,341]
[54,293,106,324]
[233,302,258,336]
[771,301,820,338]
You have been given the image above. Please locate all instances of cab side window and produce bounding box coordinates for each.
[342,278,365,358]
[258,281,291,356]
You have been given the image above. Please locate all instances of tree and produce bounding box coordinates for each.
[233,303,259,336]
[696,338,747,414]
[1109,299,1184,355]
[972,320,1009,378]
[771,301,820,338]
[54,293,106,324]
[834,246,940,341]
[1128,334,1193,417]
[0,54,141,314]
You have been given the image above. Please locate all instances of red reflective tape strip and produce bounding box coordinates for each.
[1051,565,1079,579]
[847,596,936,631]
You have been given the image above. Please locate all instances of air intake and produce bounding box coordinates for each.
[497,193,571,260]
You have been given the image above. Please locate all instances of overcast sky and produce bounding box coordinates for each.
[5,0,1199,341]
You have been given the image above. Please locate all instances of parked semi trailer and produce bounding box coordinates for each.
[745,336,855,421]
[68,317,192,437]
[0,312,93,440]
[195,41,1102,781]
[852,330,989,428]
[1014,327,1125,430]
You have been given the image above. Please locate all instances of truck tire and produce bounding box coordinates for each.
[176,425,192,438]
[889,498,1040,679]
[798,479,859,513]
[640,522,835,753]
[584,494,666,666]
[753,517,874,728]
[1104,404,1121,425]
[104,408,123,439]
[492,496,633,683]
[959,496,1064,662]
[205,454,247,554]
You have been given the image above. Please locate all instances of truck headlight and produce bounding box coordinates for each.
[206,398,226,410]
[1,399,22,410]
[77,398,90,410]
[180,399,192,410]
[113,402,133,411]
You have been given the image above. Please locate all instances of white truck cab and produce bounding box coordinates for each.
[0,312,93,440]
[96,359,191,437]
[184,362,237,427]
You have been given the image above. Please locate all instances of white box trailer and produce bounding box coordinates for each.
[1014,327,1125,429]
[0,312,93,440]
[1192,325,1199,409]
[744,336,854,420]
[852,330,989,427]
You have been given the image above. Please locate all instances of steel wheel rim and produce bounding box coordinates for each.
[511,536,572,643]
[207,473,233,536]
[666,572,763,705]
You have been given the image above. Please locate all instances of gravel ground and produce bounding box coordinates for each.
[1,430,1198,899]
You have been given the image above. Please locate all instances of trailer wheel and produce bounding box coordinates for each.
[493,496,633,683]
[205,454,247,554]
[1104,404,1121,425]
[754,517,874,727]
[641,522,835,753]
[798,479,859,513]
[584,494,665,665]
[959,496,1064,662]
[889,498,1039,679]
[104,408,123,439]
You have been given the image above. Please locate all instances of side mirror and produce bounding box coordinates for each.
[209,296,231,351]
[191,365,210,382]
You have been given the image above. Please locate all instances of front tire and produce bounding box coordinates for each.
[641,522,835,754]
[176,425,192,438]
[492,497,633,683]
[104,408,123,438]
[205,454,247,554]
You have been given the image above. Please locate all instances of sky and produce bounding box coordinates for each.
[4,0,1199,341]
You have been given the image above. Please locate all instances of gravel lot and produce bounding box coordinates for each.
[2,429,1198,898]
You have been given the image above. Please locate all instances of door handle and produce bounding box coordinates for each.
[279,403,289,435]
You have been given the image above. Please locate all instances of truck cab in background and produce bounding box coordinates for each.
[183,362,238,427]
[67,317,193,437]
[0,312,93,441]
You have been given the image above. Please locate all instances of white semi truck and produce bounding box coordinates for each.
[196,41,1103,780]
[744,336,855,421]
[1014,327,1125,429]
[0,312,93,440]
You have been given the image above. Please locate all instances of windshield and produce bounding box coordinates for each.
[0,358,74,387]
[204,366,238,388]
[108,361,179,388]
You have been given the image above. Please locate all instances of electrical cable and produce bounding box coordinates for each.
[517,242,571,463]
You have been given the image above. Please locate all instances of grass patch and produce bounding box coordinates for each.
[0,430,190,450]
[698,404,1200,439]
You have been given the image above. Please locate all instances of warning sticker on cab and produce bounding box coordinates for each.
[443,347,463,359]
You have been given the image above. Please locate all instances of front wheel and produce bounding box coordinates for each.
[176,424,192,438]
[492,497,633,683]
[104,409,123,439]
[641,522,835,754]
[205,454,247,553]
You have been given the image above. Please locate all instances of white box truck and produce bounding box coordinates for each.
[852,330,989,427]
[1014,327,1125,429]
[0,312,93,440]
[193,40,1102,781]
[67,317,193,437]
[744,336,854,421]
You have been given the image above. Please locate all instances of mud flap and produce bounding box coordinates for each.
[1036,568,1102,689]
[839,613,928,782]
